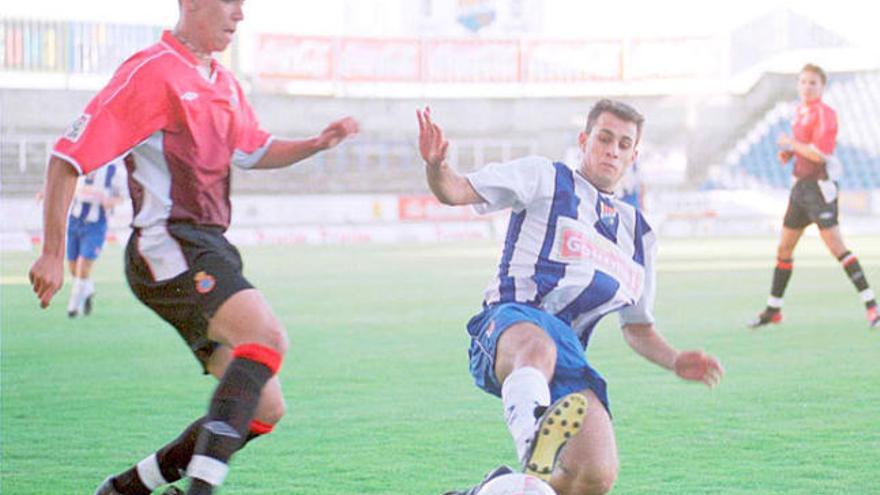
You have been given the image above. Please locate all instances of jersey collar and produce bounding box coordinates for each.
[161,30,217,71]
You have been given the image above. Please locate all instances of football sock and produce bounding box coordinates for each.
[838,252,877,308]
[110,418,273,495]
[186,344,281,495]
[68,277,84,312]
[766,258,793,312]
[501,366,551,463]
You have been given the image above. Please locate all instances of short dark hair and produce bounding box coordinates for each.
[801,63,827,85]
[585,99,645,142]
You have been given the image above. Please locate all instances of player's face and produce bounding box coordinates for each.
[578,112,639,192]
[191,0,245,53]
[797,70,824,102]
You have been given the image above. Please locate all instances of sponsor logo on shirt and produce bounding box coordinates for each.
[63,114,91,142]
[551,216,644,301]
[194,271,216,294]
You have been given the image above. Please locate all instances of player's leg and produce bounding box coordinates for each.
[105,347,286,495]
[75,221,107,316]
[493,321,558,463]
[76,257,97,315]
[447,304,591,494]
[185,288,288,495]
[818,226,880,327]
[102,226,284,495]
[751,184,814,327]
[749,225,804,328]
[551,389,617,495]
[469,304,587,471]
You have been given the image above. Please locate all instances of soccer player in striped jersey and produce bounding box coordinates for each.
[28,1,358,494]
[748,64,880,329]
[64,161,126,318]
[419,100,723,495]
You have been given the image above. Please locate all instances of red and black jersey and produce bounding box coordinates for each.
[791,99,837,180]
[53,31,273,231]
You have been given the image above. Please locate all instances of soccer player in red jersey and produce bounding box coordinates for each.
[28,1,358,494]
[749,64,879,329]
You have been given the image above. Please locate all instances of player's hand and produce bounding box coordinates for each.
[316,116,359,150]
[777,150,794,164]
[674,350,724,388]
[28,254,65,309]
[417,106,449,169]
[776,133,794,151]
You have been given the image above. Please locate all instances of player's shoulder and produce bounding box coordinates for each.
[819,101,837,119]
[95,43,173,102]
[114,40,177,77]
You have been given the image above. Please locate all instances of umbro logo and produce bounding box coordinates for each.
[181,91,199,101]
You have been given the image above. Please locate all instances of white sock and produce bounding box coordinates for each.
[68,277,84,313]
[501,366,551,463]
[76,277,93,314]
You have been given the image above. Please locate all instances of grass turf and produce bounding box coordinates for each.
[2,235,878,494]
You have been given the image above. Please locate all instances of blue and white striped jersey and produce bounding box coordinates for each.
[466,156,657,347]
[70,162,125,224]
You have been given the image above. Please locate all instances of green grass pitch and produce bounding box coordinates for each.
[2,235,879,494]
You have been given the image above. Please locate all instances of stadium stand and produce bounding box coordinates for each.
[713,71,880,190]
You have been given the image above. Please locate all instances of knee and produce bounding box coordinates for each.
[255,315,289,356]
[776,245,792,260]
[513,331,557,376]
[564,463,618,495]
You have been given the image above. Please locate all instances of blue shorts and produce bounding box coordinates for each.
[66,217,108,261]
[466,302,610,413]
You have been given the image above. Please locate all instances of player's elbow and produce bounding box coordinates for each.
[435,193,461,206]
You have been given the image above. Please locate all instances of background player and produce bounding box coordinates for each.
[64,160,126,318]
[616,159,644,210]
[418,101,723,495]
[748,64,880,329]
[28,1,359,494]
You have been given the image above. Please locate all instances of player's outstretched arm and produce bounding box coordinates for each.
[253,116,360,169]
[416,106,483,206]
[622,323,724,388]
[29,156,79,308]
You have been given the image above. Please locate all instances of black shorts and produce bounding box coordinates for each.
[783,179,839,230]
[125,222,254,372]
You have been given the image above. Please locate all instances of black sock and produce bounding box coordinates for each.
[766,258,793,312]
[186,352,276,495]
[110,416,271,494]
[838,251,876,308]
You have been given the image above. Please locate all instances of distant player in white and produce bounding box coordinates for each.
[65,161,126,317]
[418,100,724,495]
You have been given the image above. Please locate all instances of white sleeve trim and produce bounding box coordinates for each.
[50,151,84,175]
[232,135,275,169]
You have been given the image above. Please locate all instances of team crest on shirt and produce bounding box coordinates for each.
[63,113,91,142]
[598,198,618,230]
[194,271,216,294]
